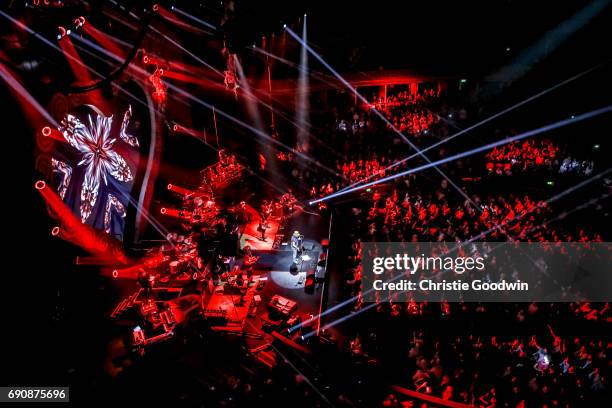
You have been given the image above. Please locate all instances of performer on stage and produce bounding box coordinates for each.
[290,230,304,264]
[258,220,268,242]
[137,268,155,299]
[260,200,273,228]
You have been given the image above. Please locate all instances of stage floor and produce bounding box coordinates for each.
[239,204,282,251]
[110,201,331,358]
[236,211,331,350]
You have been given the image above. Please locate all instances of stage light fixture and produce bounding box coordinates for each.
[41,126,52,136]
[74,17,85,29]
[35,180,46,190]
[56,26,66,40]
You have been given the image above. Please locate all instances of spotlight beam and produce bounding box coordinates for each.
[68,36,165,117]
[149,25,223,77]
[0,11,164,121]
[163,75,344,179]
[120,192,199,271]
[165,94,316,200]
[58,36,94,85]
[337,63,605,193]
[251,46,339,89]
[168,100,315,199]
[0,64,59,127]
[246,87,347,161]
[164,80,344,178]
[464,168,612,243]
[285,27,481,210]
[2,9,322,256]
[151,72,346,185]
[244,48,349,160]
[76,24,344,166]
[487,0,612,85]
[108,23,310,154]
[310,105,612,204]
[101,9,139,31]
[234,55,267,134]
[82,22,127,59]
[0,10,185,253]
[295,16,310,150]
[154,4,213,36]
[171,6,217,31]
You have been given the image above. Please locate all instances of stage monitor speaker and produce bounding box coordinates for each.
[304,269,316,294]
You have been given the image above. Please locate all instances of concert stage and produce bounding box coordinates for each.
[238,203,282,251]
[204,210,331,348]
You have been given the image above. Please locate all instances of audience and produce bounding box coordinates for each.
[246,83,608,407]
[485,139,559,175]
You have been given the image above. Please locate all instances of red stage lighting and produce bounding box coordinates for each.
[167,183,198,196]
[57,26,67,40]
[35,176,128,264]
[74,16,86,29]
[51,226,60,236]
[41,126,52,137]
[159,207,192,219]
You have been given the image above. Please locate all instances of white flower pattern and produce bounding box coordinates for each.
[60,105,134,223]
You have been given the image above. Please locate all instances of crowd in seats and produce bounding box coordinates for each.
[376,89,441,136]
[334,89,442,137]
[307,155,397,202]
[332,178,608,405]
[386,106,437,135]
[339,157,388,184]
[485,139,559,174]
[365,185,602,243]
[340,185,604,306]
[268,83,607,407]
[559,156,595,176]
[372,302,610,406]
